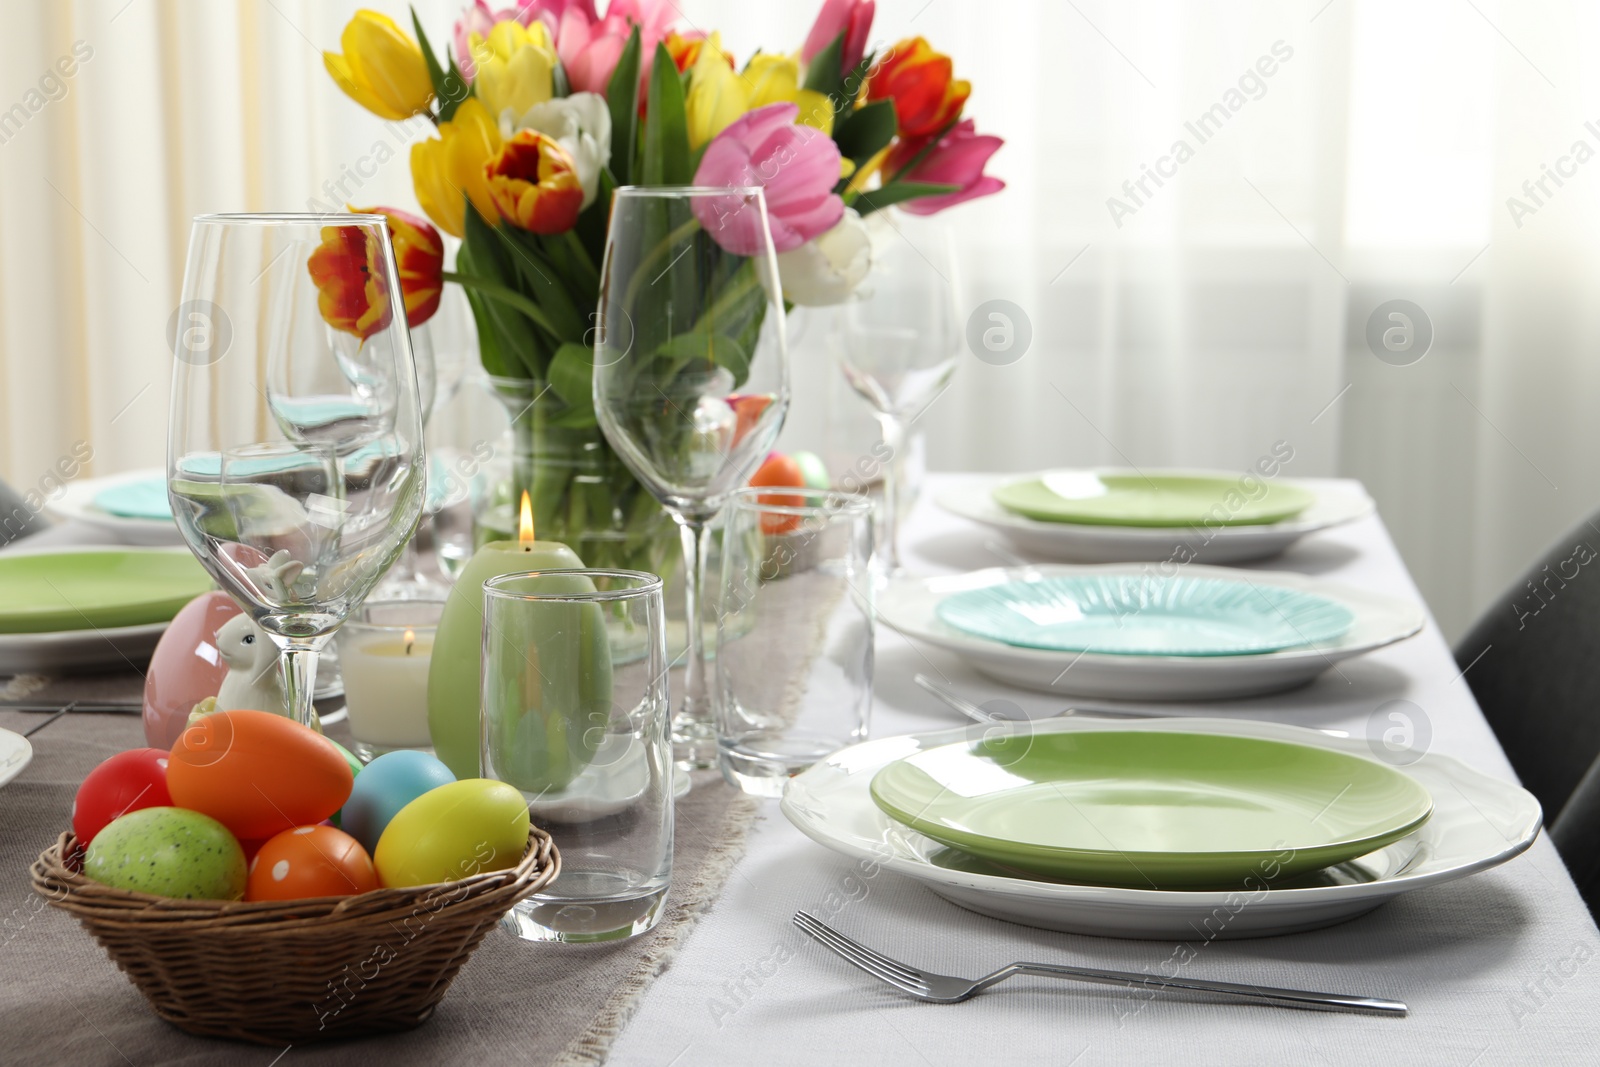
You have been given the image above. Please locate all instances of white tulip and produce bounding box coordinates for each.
[503,92,611,209]
[776,208,872,306]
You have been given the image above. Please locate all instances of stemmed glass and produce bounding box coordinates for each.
[839,213,961,574]
[167,213,427,728]
[594,187,789,767]
[373,287,473,599]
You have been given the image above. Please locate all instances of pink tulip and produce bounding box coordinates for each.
[803,0,875,75]
[693,103,845,255]
[533,0,679,95]
[886,119,1004,215]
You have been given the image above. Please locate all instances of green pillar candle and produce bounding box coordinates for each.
[427,532,602,782]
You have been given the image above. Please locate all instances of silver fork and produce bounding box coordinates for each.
[793,912,1407,1016]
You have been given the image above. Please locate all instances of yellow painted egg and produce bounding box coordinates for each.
[373,779,530,888]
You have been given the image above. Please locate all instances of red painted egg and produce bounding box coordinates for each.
[72,748,174,847]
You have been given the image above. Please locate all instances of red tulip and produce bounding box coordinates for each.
[865,37,969,138]
[803,0,875,75]
[484,130,585,235]
[307,225,391,341]
[885,119,1004,215]
[352,205,444,327]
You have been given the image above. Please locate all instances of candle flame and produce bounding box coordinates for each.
[403,628,415,655]
[519,490,534,544]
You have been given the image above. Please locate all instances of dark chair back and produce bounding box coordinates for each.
[0,480,49,547]
[1552,755,1600,916]
[1454,510,1600,889]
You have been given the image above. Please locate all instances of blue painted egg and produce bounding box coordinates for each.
[339,750,455,854]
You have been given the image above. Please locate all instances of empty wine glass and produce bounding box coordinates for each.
[594,186,790,767]
[168,213,427,728]
[839,213,961,574]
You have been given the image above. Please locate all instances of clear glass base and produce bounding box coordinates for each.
[672,715,718,770]
[501,874,668,943]
[349,739,435,764]
[719,734,842,797]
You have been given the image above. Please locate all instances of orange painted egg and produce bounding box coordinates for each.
[750,453,807,533]
[246,825,377,901]
[167,710,353,840]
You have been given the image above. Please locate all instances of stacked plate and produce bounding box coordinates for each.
[938,468,1374,564]
[782,718,1541,939]
[881,564,1424,699]
[0,546,214,673]
[46,470,184,546]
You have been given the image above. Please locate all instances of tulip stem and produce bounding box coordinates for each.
[441,270,564,339]
[562,231,600,291]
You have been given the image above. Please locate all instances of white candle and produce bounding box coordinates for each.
[341,627,435,749]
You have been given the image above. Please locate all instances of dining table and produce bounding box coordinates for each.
[4,473,1599,1066]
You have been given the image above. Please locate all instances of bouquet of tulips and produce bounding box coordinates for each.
[322,0,1003,568]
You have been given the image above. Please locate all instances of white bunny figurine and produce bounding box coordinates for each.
[214,613,290,717]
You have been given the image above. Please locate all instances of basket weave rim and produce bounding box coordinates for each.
[31,828,559,930]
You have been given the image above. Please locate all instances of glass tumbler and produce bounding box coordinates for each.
[482,569,673,943]
[335,598,443,762]
[715,489,875,796]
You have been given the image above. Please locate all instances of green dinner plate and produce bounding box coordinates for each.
[0,550,213,634]
[992,472,1314,527]
[870,731,1433,888]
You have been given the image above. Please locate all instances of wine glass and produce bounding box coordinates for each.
[839,212,961,574]
[373,291,476,599]
[594,186,790,767]
[168,213,427,728]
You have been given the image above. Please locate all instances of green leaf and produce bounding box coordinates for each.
[606,26,642,187]
[643,41,691,185]
[495,227,586,342]
[833,99,897,169]
[841,51,875,104]
[547,342,596,417]
[410,9,450,119]
[803,31,847,99]
[456,245,518,378]
[462,209,545,375]
[854,181,962,216]
[658,328,751,386]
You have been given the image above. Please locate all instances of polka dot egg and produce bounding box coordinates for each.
[245,825,377,902]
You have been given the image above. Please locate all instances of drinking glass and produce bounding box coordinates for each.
[839,213,961,573]
[594,186,790,766]
[715,488,874,795]
[168,213,427,728]
[483,569,672,943]
[335,598,442,761]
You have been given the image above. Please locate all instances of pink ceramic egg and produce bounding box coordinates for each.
[142,591,242,749]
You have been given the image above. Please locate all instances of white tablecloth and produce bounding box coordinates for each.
[606,474,1600,1067]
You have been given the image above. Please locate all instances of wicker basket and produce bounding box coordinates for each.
[31,828,559,1045]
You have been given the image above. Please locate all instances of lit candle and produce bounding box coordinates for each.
[427,492,598,780]
[339,621,436,759]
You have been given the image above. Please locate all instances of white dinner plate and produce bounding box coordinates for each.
[44,469,184,546]
[0,728,34,789]
[937,472,1374,564]
[781,718,1541,940]
[879,564,1425,700]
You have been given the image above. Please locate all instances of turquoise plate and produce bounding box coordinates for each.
[935,575,1354,656]
[93,476,171,520]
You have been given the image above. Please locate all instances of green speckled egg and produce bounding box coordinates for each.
[84,807,246,900]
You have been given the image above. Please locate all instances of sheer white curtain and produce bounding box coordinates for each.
[2,0,1597,639]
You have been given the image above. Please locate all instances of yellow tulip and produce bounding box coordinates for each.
[473,20,556,119]
[686,33,749,149]
[743,54,835,137]
[745,54,799,109]
[409,98,503,237]
[324,10,434,121]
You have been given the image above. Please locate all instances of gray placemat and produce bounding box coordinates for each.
[0,707,764,1066]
